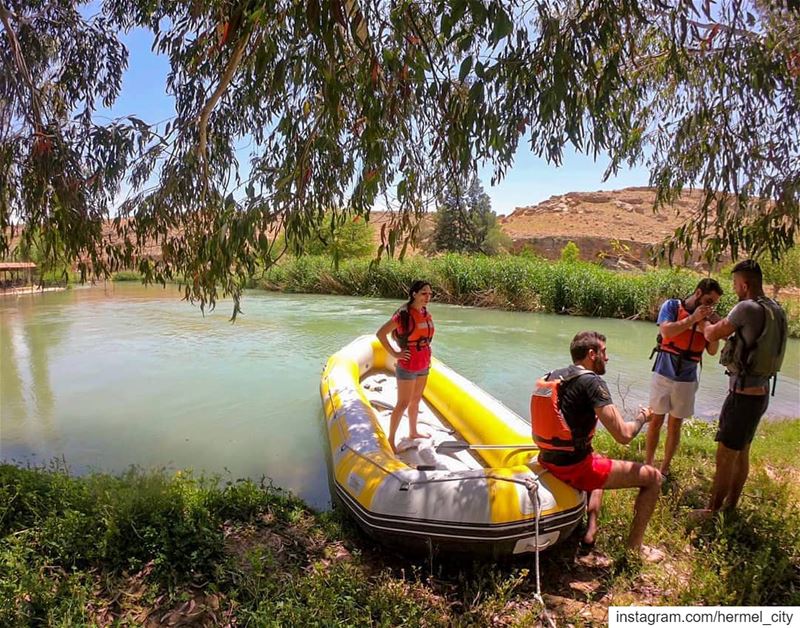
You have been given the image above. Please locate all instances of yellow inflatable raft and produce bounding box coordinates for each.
[320,336,585,557]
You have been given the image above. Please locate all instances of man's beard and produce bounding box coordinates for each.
[593,355,606,375]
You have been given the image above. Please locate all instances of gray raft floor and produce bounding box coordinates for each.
[360,371,489,472]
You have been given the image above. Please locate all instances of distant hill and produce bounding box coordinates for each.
[497,187,713,268]
[371,187,713,268]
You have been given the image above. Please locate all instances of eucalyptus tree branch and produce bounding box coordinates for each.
[344,0,369,48]
[0,3,45,130]
[686,19,757,38]
[404,6,443,86]
[196,29,252,173]
[295,114,324,201]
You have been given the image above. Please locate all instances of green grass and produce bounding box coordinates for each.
[594,419,800,606]
[2,421,799,625]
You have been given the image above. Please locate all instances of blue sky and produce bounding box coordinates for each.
[105,28,651,216]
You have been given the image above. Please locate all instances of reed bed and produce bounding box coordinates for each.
[257,254,749,325]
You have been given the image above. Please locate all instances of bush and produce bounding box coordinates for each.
[482,223,513,255]
[273,212,374,261]
[560,241,581,263]
[111,270,143,281]
[0,465,244,581]
[758,247,800,296]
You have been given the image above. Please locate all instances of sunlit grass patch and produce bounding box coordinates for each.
[750,418,800,471]
[590,419,800,607]
[681,492,800,605]
[239,560,451,627]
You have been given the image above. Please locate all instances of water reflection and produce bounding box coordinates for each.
[1,284,798,511]
[0,316,26,427]
[1,297,70,455]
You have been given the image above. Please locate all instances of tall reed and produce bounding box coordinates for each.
[255,254,776,329]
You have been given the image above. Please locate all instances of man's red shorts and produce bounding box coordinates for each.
[540,453,613,492]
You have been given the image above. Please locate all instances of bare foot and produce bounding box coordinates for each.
[408,431,430,439]
[582,522,598,547]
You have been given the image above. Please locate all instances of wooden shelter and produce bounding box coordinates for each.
[0,262,36,290]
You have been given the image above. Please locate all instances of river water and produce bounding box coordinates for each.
[1,284,798,509]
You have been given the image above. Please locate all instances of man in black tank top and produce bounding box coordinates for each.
[537,331,665,562]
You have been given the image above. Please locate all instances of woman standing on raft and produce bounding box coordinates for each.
[377,280,435,453]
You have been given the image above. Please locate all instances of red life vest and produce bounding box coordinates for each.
[530,371,595,453]
[392,306,434,350]
[393,306,434,371]
[658,301,707,363]
[406,306,434,350]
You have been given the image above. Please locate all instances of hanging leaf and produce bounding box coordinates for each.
[488,7,513,46]
[458,55,473,81]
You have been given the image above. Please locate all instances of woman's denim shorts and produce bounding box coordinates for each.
[396,365,430,380]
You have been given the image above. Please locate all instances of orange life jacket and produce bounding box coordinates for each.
[657,301,707,363]
[530,371,595,453]
[392,306,434,351]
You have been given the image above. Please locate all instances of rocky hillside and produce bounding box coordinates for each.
[497,187,711,268]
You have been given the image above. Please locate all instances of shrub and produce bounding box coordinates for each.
[758,247,800,297]
[0,465,223,582]
[560,241,581,263]
[273,212,374,261]
[111,270,143,281]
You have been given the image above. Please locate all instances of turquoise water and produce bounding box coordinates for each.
[2,284,798,509]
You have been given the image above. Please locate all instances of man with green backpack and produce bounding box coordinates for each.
[698,259,788,516]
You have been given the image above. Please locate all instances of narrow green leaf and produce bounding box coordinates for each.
[459,56,473,81]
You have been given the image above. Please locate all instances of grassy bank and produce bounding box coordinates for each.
[254,254,800,337]
[2,420,798,626]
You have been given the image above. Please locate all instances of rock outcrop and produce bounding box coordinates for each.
[497,187,714,268]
